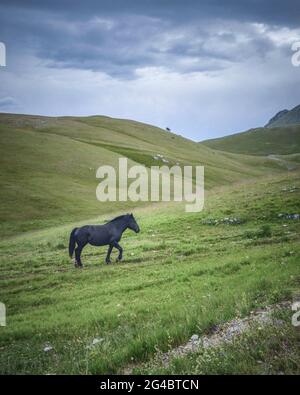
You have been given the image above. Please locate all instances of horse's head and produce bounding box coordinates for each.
[127,213,140,233]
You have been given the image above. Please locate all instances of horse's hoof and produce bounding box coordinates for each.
[106,260,111,264]
[74,262,83,268]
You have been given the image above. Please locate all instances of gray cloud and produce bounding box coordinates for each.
[1,1,299,77]
[0,96,19,110]
[0,1,299,139]
[0,14,285,78]
[3,0,300,27]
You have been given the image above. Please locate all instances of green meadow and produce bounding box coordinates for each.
[0,113,282,237]
[0,113,299,374]
[202,124,300,156]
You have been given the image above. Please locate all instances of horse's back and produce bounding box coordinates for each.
[77,223,111,246]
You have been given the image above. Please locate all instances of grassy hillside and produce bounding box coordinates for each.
[0,171,299,374]
[0,113,299,375]
[0,113,283,237]
[201,125,300,155]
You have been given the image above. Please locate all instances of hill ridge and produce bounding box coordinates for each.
[201,124,300,156]
[265,104,300,128]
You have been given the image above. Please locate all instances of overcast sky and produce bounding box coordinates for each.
[0,0,300,140]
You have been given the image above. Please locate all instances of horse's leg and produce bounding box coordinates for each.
[75,243,86,267]
[73,245,80,268]
[113,241,123,261]
[75,246,82,267]
[106,244,113,264]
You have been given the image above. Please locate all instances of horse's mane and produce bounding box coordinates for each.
[107,214,127,223]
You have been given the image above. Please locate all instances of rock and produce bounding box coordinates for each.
[278,213,300,220]
[282,186,298,193]
[92,337,104,346]
[43,345,53,352]
[190,334,199,342]
[202,217,245,226]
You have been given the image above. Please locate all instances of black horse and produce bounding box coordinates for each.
[69,213,140,267]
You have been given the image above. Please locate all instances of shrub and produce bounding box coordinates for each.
[257,224,272,238]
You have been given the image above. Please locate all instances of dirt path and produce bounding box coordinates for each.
[123,301,291,373]
[267,154,297,171]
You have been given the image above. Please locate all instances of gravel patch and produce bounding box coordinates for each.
[159,301,289,367]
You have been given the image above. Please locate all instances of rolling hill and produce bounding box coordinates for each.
[201,124,300,156]
[0,112,286,237]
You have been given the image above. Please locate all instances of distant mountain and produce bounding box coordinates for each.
[265,104,300,127]
[201,104,300,155]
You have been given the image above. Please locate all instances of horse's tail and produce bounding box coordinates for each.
[69,228,78,258]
